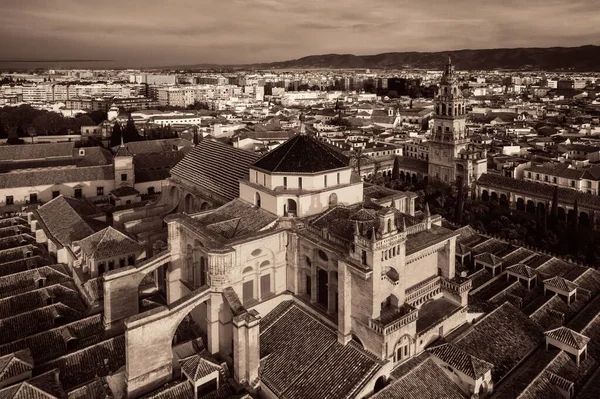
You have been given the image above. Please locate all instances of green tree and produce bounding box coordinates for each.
[587,236,597,266]
[123,116,142,143]
[391,157,400,181]
[350,147,366,178]
[110,122,123,147]
[455,176,465,224]
[550,186,559,227]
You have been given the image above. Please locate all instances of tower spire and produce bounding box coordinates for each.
[299,113,306,136]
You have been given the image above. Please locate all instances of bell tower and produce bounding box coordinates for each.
[428,56,469,183]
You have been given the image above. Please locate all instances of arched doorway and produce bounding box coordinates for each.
[580,212,590,227]
[255,192,261,208]
[516,198,525,211]
[285,199,297,217]
[481,190,489,202]
[558,207,566,221]
[537,202,546,214]
[200,202,210,211]
[500,194,508,207]
[411,173,417,184]
[568,209,575,223]
[490,192,498,203]
[328,193,338,207]
[400,171,405,181]
[526,200,536,214]
[374,376,387,393]
[184,194,194,213]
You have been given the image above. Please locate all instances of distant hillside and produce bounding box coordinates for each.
[242,45,600,71]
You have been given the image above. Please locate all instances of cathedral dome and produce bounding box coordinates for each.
[252,134,349,173]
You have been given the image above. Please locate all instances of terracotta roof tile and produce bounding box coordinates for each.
[545,326,590,349]
[74,227,142,259]
[253,134,349,173]
[454,302,544,381]
[259,302,381,398]
[427,343,493,379]
[373,358,466,399]
[171,139,259,202]
[543,276,579,292]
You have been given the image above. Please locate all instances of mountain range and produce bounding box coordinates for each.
[165,45,600,71]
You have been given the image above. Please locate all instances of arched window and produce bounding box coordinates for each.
[328,193,338,207]
[394,335,411,362]
[260,260,270,268]
[255,192,261,208]
[387,219,392,233]
[243,266,254,274]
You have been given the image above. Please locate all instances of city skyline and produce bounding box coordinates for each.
[1,0,598,67]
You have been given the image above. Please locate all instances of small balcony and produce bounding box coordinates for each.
[369,303,418,335]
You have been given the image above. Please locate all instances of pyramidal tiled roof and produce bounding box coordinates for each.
[544,276,579,292]
[474,252,503,266]
[253,134,349,173]
[0,350,33,383]
[0,369,63,398]
[427,343,493,379]
[506,263,537,279]
[545,327,590,350]
[75,226,142,259]
[179,352,222,382]
[114,144,132,158]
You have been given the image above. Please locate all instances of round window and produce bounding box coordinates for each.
[251,249,262,256]
[318,250,328,262]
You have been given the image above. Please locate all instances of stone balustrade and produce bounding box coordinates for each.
[441,276,472,295]
[369,308,418,335]
[406,276,441,306]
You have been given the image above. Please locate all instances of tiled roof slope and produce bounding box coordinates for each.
[490,349,593,399]
[170,139,259,202]
[36,335,126,390]
[0,142,74,162]
[454,302,544,381]
[67,378,112,399]
[0,349,33,383]
[0,314,104,365]
[0,166,114,189]
[259,301,381,399]
[141,380,194,399]
[192,199,278,241]
[427,343,493,379]
[35,196,106,248]
[0,369,64,399]
[373,357,466,399]
[253,134,349,173]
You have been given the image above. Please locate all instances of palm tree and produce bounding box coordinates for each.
[350,147,366,179]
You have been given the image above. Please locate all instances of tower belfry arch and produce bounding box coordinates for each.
[428,56,486,187]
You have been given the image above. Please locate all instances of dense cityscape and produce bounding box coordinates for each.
[1,2,600,398]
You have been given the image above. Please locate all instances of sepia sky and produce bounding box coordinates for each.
[1,0,598,67]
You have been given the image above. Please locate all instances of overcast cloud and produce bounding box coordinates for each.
[0,0,598,66]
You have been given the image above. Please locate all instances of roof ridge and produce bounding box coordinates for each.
[272,134,300,172]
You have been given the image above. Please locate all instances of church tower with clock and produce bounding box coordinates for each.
[428,57,487,188]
